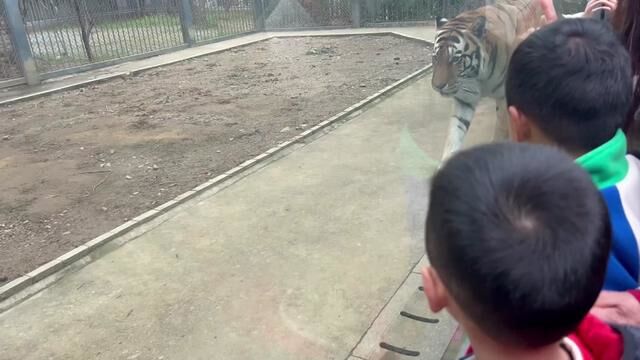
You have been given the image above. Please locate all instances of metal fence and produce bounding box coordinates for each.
[0,1,22,82]
[360,0,588,25]
[0,0,594,86]
[262,0,351,29]
[0,0,258,83]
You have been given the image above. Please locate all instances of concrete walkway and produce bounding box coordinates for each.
[0,27,497,359]
[0,76,497,360]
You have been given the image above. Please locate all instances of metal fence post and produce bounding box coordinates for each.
[179,0,195,45]
[3,0,40,85]
[252,0,265,31]
[351,0,362,28]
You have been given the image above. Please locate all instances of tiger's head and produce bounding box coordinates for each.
[432,15,487,97]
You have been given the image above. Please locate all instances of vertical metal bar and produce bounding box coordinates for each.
[25,0,46,69]
[140,6,157,51]
[133,4,151,53]
[69,0,88,63]
[152,7,165,50]
[155,6,171,49]
[219,4,229,36]
[158,5,173,49]
[113,6,132,57]
[57,7,78,69]
[169,0,182,45]
[88,3,107,61]
[98,3,118,61]
[3,0,39,84]
[31,1,55,67]
[351,0,361,27]
[179,0,194,45]
[147,6,161,51]
[124,7,145,55]
[102,3,122,59]
[228,2,234,34]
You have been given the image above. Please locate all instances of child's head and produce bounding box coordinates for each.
[422,143,610,349]
[506,18,632,155]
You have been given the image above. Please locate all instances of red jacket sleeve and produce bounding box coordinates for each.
[629,289,640,302]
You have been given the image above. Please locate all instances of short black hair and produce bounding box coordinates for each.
[426,143,611,347]
[506,18,632,153]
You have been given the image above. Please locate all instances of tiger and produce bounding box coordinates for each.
[432,0,548,160]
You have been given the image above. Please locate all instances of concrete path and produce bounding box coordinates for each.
[0,27,436,105]
[0,27,497,359]
[0,74,497,360]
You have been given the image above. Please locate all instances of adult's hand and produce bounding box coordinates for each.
[590,290,640,326]
[538,0,558,22]
[583,0,618,17]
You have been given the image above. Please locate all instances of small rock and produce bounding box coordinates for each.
[133,192,139,195]
[105,163,111,167]
[229,138,234,141]
[2,135,10,141]
[80,147,85,150]
[125,175,132,180]
[62,231,71,235]
[45,225,52,229]
[152,164,159,170]
[109,149,115,155]
[216,150,221,153]
[101,207,108,212]
[359,84,367,88]
[280,126,291,133]
[394,57,401,61]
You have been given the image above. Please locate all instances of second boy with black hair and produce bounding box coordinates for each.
[422,143,631,359]
[506,18,640,292]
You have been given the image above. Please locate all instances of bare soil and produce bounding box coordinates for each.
[0,35,430,284]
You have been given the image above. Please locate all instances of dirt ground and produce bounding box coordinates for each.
[0,35,430,283]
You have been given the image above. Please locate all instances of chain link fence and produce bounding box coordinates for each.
[5,0,257,79]
[361,0,588,25]
[0,0,594,85]
[262,0,351,29]
[191,0,256,41]
[1,2,23,82]
[21,0,184,74]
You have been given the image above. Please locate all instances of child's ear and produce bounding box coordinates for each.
[508,105,533,143]
[421,266,449,313]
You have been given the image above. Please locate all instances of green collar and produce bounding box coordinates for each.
[576,130,628,189]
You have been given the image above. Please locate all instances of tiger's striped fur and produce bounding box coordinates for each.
[432,0,546,159]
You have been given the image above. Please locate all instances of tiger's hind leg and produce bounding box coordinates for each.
[442,98,477,161]
[494,97,510,142]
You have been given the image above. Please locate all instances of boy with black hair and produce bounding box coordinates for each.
[422,142,627,359]
[506,18,640,292]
